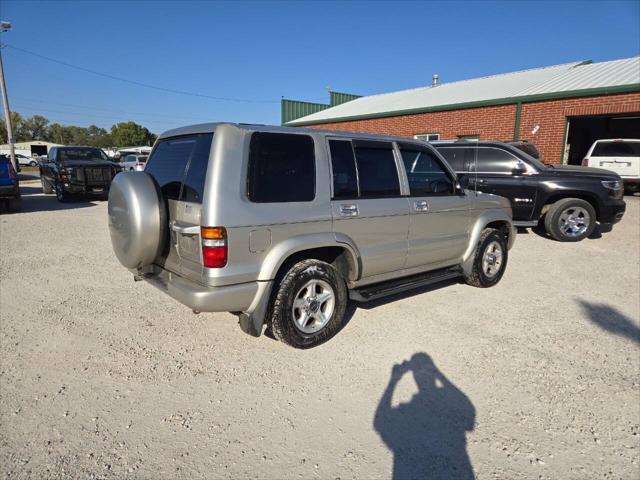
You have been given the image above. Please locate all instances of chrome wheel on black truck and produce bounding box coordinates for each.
[544,198,596,242]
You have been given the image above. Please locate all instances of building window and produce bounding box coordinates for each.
[414,133,440,142]
[457,135,480,141]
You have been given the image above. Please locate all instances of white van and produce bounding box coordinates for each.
[583,139,640,193]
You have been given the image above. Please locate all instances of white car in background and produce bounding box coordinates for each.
[120,154,148,172]
[16,153,38,167]
[583,139,640,193]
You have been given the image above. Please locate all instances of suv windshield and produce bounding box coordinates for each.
[58,148,109,162]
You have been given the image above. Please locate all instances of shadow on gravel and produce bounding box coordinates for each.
[530,222,603,240]
[579,300,640,344]
[1,184,101,213]
[374,353,476,480]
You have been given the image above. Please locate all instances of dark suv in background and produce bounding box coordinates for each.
[40,146,121,202]
[433,140,626,242]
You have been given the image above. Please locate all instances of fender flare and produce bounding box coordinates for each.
[461,210,514,277]
[257,232,361,282]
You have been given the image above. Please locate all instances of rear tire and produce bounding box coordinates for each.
[29,161,37,167]
[41,176,53,194]
[464,228,508,288]
[544,198,596,242]
[269,259,348,349]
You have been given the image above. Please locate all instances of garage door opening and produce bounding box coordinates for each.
[566,114,640,165]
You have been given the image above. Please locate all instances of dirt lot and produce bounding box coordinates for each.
[1,178,639,479]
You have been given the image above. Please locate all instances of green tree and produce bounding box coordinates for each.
[86,125,112,148]
[110,121,155,147]
[47,123,74,144]
[22,115,50,141]
[0,111,26,143]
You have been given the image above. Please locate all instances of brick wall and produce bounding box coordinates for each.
[303,92,640,164]
[518,92,640,163]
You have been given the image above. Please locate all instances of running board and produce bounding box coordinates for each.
[349,266,463,302]
[513,220,539,227]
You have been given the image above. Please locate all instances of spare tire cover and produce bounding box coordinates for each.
[108,172,166,269]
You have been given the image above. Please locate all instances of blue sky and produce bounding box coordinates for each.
[1,0,639,133]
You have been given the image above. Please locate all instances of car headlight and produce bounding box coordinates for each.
[601,180,621,190]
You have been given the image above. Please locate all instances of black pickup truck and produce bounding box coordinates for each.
[39,146,122,202]
[433,141,626,242]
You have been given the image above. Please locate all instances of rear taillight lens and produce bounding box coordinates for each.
[7,164,16,179]
[201,227,227,268]
[582,158,589,166]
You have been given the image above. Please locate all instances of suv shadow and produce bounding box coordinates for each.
[13,184,99,213]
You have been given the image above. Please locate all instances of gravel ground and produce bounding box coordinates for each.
[1,179,639,480]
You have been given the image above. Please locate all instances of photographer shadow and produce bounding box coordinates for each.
[374,353,475,480]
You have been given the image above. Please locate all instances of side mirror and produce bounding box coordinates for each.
[512,161,527,175]
[456,173,469,191]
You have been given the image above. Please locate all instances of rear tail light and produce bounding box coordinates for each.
[582,158,589,166]
[201,227,227,268]
[7,163,16,179]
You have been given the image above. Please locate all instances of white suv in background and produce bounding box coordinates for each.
[583,139,640,193]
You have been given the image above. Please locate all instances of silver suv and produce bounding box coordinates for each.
[108,123,515,348]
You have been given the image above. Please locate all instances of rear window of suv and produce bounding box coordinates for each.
[592,141,640,157]
[145,133,213,202]
[247,132,315,203]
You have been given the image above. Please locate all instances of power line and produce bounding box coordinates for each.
[5,44,281,104]
[11,96,213,121]
[11,101,211,124]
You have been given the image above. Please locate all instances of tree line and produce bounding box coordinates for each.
[0,112,157,148]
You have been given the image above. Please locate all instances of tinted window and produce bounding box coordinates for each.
[329,140,358,199]
[592,141,640,157]
[58,147,108,161]
[353,141,400,197]
[247,132,315,203]
[400,146,454,195]
[146,133,212,201]
[437,147,477,172]
[476,147,519,173]
[181,134,213,203]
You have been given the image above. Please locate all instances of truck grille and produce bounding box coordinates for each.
[80,167,112,184]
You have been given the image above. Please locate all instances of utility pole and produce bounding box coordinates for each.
[0,21,17,172]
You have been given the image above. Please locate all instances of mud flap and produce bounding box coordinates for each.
[238,281,274,337]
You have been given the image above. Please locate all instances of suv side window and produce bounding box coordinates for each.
[247,132,315,203]
[146,134,211,201]
[399,144,455,195]
[476,147,520,173]
[352,140,400,197]
[181,133,214,203]
[329,140,358,199]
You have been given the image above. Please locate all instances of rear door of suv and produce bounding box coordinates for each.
[144,133,213,281]
[328,138,409,278]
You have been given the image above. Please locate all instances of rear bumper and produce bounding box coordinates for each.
[0,184,19,198]
[142,266,258,312]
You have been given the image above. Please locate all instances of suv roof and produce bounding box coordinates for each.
[158,122,436,148]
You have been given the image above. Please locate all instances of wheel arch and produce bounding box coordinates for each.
[539,191,601,220]
[258,233,361,284]
[461,210,514,277]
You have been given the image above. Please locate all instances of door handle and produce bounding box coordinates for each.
[170,222,200,235]
[340,204,358,217]
[414,200,429,212]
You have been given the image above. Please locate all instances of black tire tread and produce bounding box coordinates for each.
[269,259,347,349]
[464,228,508,288]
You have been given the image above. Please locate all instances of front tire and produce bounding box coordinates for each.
[41,176,53,194]
[465,228,508,288]
[54,181,71,202]
[269,259,348,349]
[544,198,596,242]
